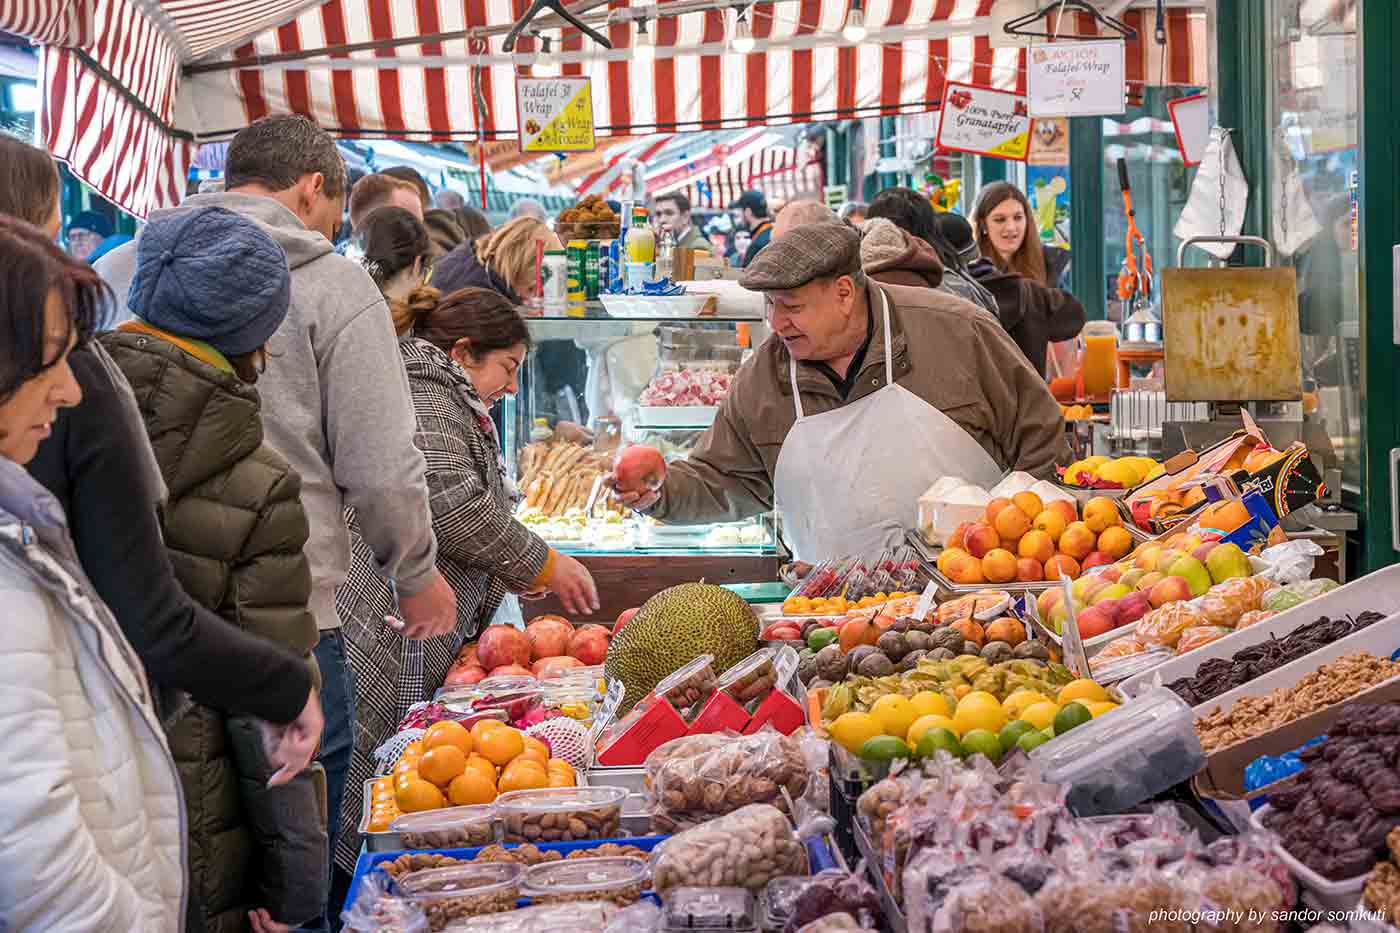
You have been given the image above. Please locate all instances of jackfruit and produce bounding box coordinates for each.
[604,581,760,713]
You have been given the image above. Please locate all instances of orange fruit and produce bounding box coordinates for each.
[395,778,446,813]
[470,718,507,743]
[545,759,574,777]
[516,736,550,767]
[447,769,498,806]
[423,720,474,756]
[498,763,549,793]
[392,758,419,777]
[548,773,577,787]
[418,745,467,788]
[477,726,525,766]
[464,755,497,782]
[394,770,420,793]
[402,740,425,758]
[367,813,394,832]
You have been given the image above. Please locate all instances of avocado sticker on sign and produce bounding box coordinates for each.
[516,76,597,153]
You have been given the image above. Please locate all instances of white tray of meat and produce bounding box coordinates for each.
[635,406,719,428]
[637,369,731,427]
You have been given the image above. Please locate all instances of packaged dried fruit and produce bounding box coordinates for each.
[760,876,817,931]
[391,805,497,850]
[341,870,429,933]
[649,804,807,894]
[397,862,522,930]
[651,654,718,715]
[520,855,648,907]
[660,887,758,932]
[1235,610,1276,629]
[496,786,626,843]
[1175,626,1231,654]
[1136,603,1206,648]
[644,728,810,832]
[435,901,621,932]
[716,647,781,706]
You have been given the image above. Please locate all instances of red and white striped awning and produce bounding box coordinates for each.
[0,0,1208,218]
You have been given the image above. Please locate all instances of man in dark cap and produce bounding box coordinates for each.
[731,189,773,267]
[66,209,113,262]
[610,222,1068,562]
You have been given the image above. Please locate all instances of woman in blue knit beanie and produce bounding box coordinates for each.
[101,206,328,932]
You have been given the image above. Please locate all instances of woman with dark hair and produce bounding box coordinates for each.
[865,187,999,315]
[0,135,63,236]
[0,215,186,931]
[334,210,597,878]
[452,205,493,242]
[972,181,1071,289]
[423,208,466,261]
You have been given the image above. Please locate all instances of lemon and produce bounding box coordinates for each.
[1084,701,1119,718]
[1095,461,1141,488]
[1058,679,1110,705]
[909,691,951,719]
[1020,702,1061,731]
[908,714,960,744]
[828,712,884,754]
[953,693,1007,736]
[869,695,918,739]
[1002,690,1050,720]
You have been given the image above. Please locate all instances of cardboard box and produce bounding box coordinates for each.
[1193,676,1400,800]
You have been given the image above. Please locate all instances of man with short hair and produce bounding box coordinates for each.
[380,165,433,210]
[652,192,710,250]
[772,199,837,239]
[610,222,1068,562]
[731,189,773,267]
[93,115,458,921]
[510,197,548,222]
[436,189,466,211]
[348,172,424,231]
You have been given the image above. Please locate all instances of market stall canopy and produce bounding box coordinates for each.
[0,0,1207,218]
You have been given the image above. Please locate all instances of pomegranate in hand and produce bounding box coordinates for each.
[612,446,667,493]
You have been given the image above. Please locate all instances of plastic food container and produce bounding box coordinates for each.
[1251,805,1369,909]
[390,805,497,850]
[760,876,816,931]
[652,654,718,713]
[496,786,627,843]
[436,901,630,932]
[661,886,759,932]
[718,647,780,706]
[1030,686,1203,816]
[520,855,649,907]
[397,862,522,927]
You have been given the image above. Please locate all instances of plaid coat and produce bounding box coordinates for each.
[334,336,550,871]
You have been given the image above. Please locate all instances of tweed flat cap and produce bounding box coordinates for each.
[739,221,862,291]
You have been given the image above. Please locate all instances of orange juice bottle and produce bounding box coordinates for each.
[1080,321,1119,399]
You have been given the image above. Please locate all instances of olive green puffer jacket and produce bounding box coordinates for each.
[102,328,326,933]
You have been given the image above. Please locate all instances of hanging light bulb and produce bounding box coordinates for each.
[842,0,867,43]
[731,9,755,54]
[635,19,656,63]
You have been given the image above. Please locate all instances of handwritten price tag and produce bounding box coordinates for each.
[516,77,597,153]
[1027,39,1127,118]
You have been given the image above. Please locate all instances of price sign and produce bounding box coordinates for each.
[936,82,1031,161]
[516,77,597,153]
[1027,39,1127,117]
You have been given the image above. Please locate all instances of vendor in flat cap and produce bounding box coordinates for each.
[610,221,1068,562]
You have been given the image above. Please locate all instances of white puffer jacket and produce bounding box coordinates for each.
[0,458,186,931]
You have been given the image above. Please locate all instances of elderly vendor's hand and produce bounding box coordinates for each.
[605,446,667,512]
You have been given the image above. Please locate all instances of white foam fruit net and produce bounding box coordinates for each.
[373,727,426,775]
[526,716,592,770]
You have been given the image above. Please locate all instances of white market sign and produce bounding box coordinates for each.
[515,76,597,153]
[936,82,1031,161]
[1027,39,1127,118]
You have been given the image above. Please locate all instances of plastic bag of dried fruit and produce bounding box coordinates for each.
[649,804,809,894]
[936,870,1047,933]
[1136,603,1207,648]
[341,870,428,933]
[645,726,810,832]
[783,865,882,933]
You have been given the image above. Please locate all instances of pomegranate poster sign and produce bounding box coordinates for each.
[936,82,1031,161]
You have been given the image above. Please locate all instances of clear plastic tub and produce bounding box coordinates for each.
[661,886,759,932]
[436,901,622,932]
[1029,686,1204,816]
[717,647,780,706]
[652,654,718,712]
[398,862,522,927]
[390,805,497,850]
[496,786,627,843]
[1251,805,1369,909]
[520,855,649,907]
[760,876,816,931]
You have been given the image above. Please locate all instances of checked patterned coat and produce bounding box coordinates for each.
[334,335,550,872]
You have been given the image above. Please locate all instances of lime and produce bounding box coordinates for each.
[998,720,1037,756]
[908,714,959,745]
[828,712,883,754]
[870,695,918,739]
[1054,702,1093,735]
[916,727,964,760]
[1057,678,1109,706]
[1017,730,1052,753]
[807,628,838,651]
[1020,702,1060,731]
[960,729,1003,763]
[860,735,913,762]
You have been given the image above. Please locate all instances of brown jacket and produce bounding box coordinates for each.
[651,283,1070,524]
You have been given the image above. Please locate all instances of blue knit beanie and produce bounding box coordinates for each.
[127,206,291,357]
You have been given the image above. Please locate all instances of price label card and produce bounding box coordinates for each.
[914,580,940,623]
[936,82,1031,161]
[516,76,597,153]
[1168,93,1211,166]
[1027,39,1127,117]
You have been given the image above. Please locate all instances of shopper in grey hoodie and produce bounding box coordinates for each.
[93,114,459,928]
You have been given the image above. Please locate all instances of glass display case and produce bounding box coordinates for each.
[502,303,782,557]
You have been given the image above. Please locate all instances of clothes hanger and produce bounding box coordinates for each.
[504,0,613,52]
[1003,0,1138,40]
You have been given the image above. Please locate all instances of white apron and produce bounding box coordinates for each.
[772,289,1003,562]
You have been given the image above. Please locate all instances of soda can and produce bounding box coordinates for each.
[584,241,600,299]
[541,249,568,311]
[566,240,587,301]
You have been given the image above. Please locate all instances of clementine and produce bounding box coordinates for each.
[395,778,446,813]
[418,745,467,788]
[477,726,525,766]
[423,720,474,756]
[447,769,498,806]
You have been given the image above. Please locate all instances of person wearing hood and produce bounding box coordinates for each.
[103,205,326,933]
[0,215,186,933]
[936,211,1085,378]
[93,113,458,928]
[864,188,999,315]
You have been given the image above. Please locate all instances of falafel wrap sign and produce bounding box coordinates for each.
[935,82,1031,161]
[516,76,596,153]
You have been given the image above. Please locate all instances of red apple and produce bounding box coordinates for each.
[1116,592,1153,627]
[1081,551,1115,571]
[533,656,586,678]
[613,445,667,492]
[1148,576,1193,609]
[964,522,1000,560]
[569,624,611,665]
[487,663,535,679]
[1075,605,1115,639]
[477,624,531,670]
[614,607,640,635]
[526,616,574,661]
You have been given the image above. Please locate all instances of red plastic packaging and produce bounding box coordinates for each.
[688,691,751,735]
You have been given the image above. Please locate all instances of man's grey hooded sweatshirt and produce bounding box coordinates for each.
[95,192,438,630]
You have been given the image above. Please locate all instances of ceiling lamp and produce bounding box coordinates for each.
[731,8,755,54]
[635,18,656,62]
[842,0,867,43]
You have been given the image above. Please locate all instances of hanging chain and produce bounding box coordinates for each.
[1217,129,1228,239]
[1277,128,1290,264]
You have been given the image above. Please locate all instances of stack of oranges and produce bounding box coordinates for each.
[366,719,577,832]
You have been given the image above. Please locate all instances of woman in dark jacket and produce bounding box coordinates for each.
[334,208,597,876]
[865,187,1000,315]
[103,206,326,933]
